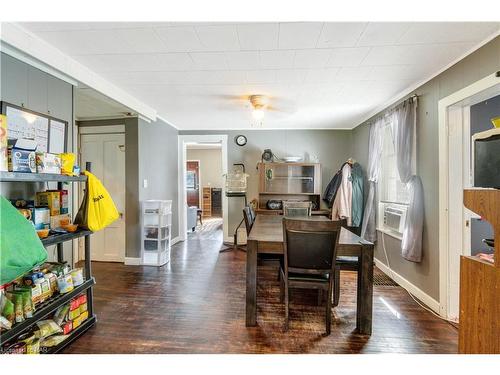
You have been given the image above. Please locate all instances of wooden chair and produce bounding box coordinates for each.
[280,218,342,334]
[243,206,283,280]
[282,201,312,217]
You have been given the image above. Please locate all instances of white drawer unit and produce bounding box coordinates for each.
[141,200,172,266]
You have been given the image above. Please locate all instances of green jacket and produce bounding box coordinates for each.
[350,163,364,227]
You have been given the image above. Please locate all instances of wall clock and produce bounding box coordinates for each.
[235,134,247,146]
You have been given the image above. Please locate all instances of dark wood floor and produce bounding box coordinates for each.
[65,219,458,353]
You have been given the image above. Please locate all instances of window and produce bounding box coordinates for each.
[377,118,416,237]
[186,171,197,190]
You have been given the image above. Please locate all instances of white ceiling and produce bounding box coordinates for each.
[20,22,500,129]
[75,84,134,120]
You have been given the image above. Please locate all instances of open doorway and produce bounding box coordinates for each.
[178,135,229,243]
[185,142,223,236]
[438,72,499,321]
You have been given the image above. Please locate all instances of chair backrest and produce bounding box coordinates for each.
[282,200,312,217]
[243,206,254,235]
[282,218,342,274]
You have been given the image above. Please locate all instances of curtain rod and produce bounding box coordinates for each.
[368,94,419,124]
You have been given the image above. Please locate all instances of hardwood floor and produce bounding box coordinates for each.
[64,221,458,354]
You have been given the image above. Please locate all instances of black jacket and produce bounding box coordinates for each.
[323,162,347,208]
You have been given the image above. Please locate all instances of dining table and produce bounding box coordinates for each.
[246,214,375,335]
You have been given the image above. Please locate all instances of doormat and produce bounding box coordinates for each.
[373,273,399,286]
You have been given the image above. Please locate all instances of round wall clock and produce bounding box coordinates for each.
[235,135,247,146]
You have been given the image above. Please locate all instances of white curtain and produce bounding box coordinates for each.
[360,117,384,242]
[361,98,424,262]
[391,99,424,262]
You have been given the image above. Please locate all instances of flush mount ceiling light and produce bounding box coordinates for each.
[249,95,268,123]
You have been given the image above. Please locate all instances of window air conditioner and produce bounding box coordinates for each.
[383,204,408,234]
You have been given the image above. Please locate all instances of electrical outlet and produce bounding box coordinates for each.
[143,179,148,188]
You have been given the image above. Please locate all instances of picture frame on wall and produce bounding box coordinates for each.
[0,101,68,153]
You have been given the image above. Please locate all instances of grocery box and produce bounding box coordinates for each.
[0,114,7,171]
[32,206,50,230]
[8,139,37,173]
[47,190,68,214]
[36,152,61,174]
[50,213,71,229]
[36,191,60,216]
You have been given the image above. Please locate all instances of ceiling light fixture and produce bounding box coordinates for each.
[249,95,268,124]
[252,108,265,121]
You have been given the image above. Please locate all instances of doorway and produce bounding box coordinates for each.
[79,126,126,262]
[186,160,200,208]
[178,135,229,242]
[438,72,499,321]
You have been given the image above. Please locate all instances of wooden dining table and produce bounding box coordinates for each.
[246,214,375,335]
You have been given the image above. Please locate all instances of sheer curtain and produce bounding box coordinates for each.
[391,98,423,262]
[360,117,384,242]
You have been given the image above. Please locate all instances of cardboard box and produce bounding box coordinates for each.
[35,152,61,174]
[0,115,7,171]
[47,190,68,214]
[8,139,37,173]
[50,213,71,229]
[32,206,50,229]
[36,191,60,216]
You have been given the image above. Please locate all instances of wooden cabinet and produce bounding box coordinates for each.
[202,187,212,217]
[459,189,500,353]
[257,162,322,213]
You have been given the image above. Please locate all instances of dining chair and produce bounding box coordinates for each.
[282,201,312,217]
[243,206,283,281]
[280,218,342,334]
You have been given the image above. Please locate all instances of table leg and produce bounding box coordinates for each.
[246,239,258,326]
[356,244,374,335]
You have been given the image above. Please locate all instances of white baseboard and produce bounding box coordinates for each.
[374,259,440,314]
[171,236,182,246]
[124,257,142,266]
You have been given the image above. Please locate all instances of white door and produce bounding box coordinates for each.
[447,105,475,322]
[80,133,126,262]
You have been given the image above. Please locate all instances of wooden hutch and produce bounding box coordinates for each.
[255,162,329,216]
[459,189,500,353]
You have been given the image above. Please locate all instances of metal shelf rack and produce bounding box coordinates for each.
[0,162,96,353]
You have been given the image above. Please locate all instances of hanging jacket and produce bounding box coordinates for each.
[350,162,364,227]
[323,162,347,207]
[331,163,353,226]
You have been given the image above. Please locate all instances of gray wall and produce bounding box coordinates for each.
[350,36,500,301]
[138,117,179,244]
[180,129,353,235]
[0,52,75,262]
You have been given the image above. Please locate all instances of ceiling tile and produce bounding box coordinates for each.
[325,47,370,67]
[294,49,332,68]
[398,22,500,45]
[154,26,203,52]
[260,50,295,69]
[361,45,428,65]
[278,22,324,49]
[245,70,277,84]
[156,53,194,70]
[304,68,340,83]
[334,66,373,81]
[190,52,228,70]
[113,28,167,53]
[37,30,130,55]
[75,54,163,72]
[237,23,279,50]
[356,23,412,46]
[225,51,261,70]
[317,23,368,48]
[275,70,307,84]
[196,25,240,51]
